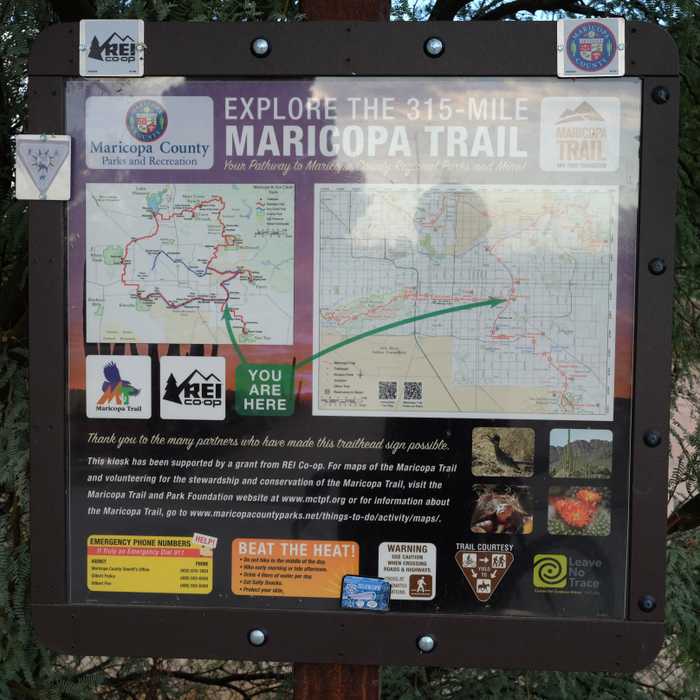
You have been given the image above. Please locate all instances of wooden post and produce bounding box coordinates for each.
[294,663,381,699]
[294,0,388,694]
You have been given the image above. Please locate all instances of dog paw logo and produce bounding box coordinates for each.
[533,554,568,589]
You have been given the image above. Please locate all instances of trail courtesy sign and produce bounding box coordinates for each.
[28,21,679,671]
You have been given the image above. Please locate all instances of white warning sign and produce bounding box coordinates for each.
[378,542,436,601]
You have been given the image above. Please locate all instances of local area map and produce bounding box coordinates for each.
[314,184,619,420]
[86,183,294,345]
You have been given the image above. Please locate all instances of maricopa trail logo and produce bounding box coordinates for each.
[540,96,620,172]
[99,361,140,406]
[160,357,225,420]
[86,355,151,419]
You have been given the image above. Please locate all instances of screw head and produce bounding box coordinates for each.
[424,37,444,58]
[644,430,662,448]
[417,634,436,653]
[248,628,267,646]
[652,86,670,104]
[648,257,667,275]
[251,37,270,57]
[639,595,657,613]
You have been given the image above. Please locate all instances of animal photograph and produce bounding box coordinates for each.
[470,484,534,535]
[471,427,535,477]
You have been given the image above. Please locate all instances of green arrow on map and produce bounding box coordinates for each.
[296,297,506,369]
[222,307,248,365]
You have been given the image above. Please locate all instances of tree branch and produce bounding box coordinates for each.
[430,0,611,21]
[474,0,611,21]
[429,0,469,19]
[47,0,96,21]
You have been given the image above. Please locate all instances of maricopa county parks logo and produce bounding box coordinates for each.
[126,99,168,143]
[566,22,617,73]
[86,355,151,419]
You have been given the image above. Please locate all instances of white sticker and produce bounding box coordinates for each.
[160,356,225,421]
[79,19,144,77]
[14,135,71,201]
[86,355,151,419]
[85,96,213,170]
[193,533,218,550]
[378,542,436,600]
[557,19,625,78]
[540,97,620,172]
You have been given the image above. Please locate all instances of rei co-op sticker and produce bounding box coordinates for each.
[79,19,145,77]
[456,549,514,602]
[557,19,625,78]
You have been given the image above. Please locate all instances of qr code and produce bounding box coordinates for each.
[404,382,423,400]
[378,381,397,400]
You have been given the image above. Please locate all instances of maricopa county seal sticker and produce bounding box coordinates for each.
[126,99,168,142]
[557,19,625,78]
[567,22,617,72]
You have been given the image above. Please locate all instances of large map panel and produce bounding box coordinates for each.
[86,183,294,344]
[314,184,618,420]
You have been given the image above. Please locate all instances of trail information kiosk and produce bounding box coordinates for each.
[28,20,678,670]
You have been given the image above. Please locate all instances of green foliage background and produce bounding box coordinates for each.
[0,1,698,697]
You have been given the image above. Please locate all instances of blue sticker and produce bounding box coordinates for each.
[341,575,391,611]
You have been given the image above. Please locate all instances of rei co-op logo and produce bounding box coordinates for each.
[86,355,151,419]
[540,97,620,172]
[79,20,144,77]
[88,31,136,65]
[533,553,603,594]
[126,100,168,143]
[160,357,225,420]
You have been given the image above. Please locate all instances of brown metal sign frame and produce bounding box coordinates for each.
[28,20,678,671]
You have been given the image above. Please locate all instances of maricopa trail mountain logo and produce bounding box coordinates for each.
[86,355,151,419]
[540,96,620,172]
[99,361,140,405]
[160,357,225,420]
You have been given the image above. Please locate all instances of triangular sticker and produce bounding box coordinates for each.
[455,550,513,603]
[16,138,70,197]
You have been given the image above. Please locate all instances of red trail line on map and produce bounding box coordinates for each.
[120,194,253,334]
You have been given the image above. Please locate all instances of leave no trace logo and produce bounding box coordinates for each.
[533,554,568,589]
